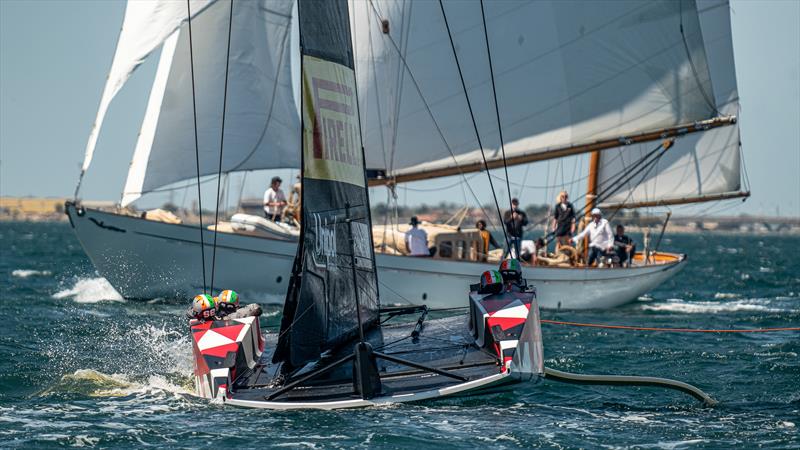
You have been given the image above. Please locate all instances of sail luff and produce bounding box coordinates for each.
[367,116,736,186]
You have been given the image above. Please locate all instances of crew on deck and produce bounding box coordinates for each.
[503,198,528,259]
[571,208,614,267]
[476,220,501,261]
[552,191,576,250]
[613,224,636,267]
[405,216,430,256]
[263,176,287,221]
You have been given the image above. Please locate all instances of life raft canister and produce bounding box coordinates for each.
[499,258,522,283]
[479,270,505,295]
[217,289,239,314]
[192,294,217,320]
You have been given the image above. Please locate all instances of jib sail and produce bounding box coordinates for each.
[274,0,379,368]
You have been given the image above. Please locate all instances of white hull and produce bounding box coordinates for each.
[66,204,686,309]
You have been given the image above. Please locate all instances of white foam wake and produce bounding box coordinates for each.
[641,299,785,314]
[52,277,123,303]
[12,269,53,278]
[41,369,192,398]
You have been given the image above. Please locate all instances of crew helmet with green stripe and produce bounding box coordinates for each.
[217,289,239,313]
[478,269,504,295]
[499,258,522,282]
[191,294,216,320]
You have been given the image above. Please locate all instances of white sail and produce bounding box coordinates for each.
[352,0,721,180]
[79,0,214,182]
[597,0,743,208]
[121,0,299,206]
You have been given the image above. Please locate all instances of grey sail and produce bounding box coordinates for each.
[273,0,379,368]
[597,0,744,208]
[352,0,725,182]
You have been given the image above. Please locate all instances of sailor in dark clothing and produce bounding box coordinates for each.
[613,224,636,267]
[502,198,528,259]
[551,191,576,250]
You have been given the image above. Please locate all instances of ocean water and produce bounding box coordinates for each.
[1,222,798,448]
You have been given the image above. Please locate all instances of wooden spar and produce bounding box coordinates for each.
[582,150,601,261]
[367,116,736,187]
[600,191,750,210]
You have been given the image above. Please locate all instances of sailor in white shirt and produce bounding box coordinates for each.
[571,208,614,267]
[263,176,287,221]
[405,216,430,256]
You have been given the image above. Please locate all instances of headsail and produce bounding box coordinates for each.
[78,0,215,196]
[274,0,379,368]
[597,0,746,209]
[352,0,728,183]
[121,0,299,206]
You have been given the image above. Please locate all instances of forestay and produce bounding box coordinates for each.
[352,0,720,180]
[121,0,299,206]
[597,0,743,208]
[273,0,380,369]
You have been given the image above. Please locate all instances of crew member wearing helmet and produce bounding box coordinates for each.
[216,289,240,317]
[478,269,505,295]
[498,258,522,284]
[570,208,614,267]
[191,294,217,321]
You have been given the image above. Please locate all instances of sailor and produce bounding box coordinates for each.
[570,208,614,267]
[551,191,576,250]
[190,294,217,321]
[405,216,430,256]
[503,198,528,259]
[613,224,636,267]
[263,176,287,221]
[216,289,239,317]
[476,220,501,261]
[498,258,523,287]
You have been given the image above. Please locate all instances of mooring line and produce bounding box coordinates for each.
[541,320,799,333]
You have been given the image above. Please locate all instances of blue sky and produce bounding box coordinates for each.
[1,0,798,217]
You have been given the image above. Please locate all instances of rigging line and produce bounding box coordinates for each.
[401,173,479,192]
[479,0,513,215]
[438,0,510,249]
[186,0,207,295]
[366,0,496,230]
[678,1,719,117]
[604,147,669,223]
[541,320,800,333]
[210,0,235,294]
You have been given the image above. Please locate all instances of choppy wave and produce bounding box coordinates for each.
[641,299,786,314]
[52,277,123,303]
[12,269,53,278]
[40,369,191,398]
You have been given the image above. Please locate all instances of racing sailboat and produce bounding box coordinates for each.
[65,0,747,309]
[188,0,714,409]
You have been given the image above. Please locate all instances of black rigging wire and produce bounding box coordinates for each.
[365,0,497,230]
[210,0,235,294]
[186,0,207,294]
[479,0,513,214]
[678,1,719,116]
[438,0,510,248]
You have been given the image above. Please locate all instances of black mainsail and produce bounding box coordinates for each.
[274,0,379,369]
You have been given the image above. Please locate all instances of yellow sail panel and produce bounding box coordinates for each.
[302,55,364,187]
